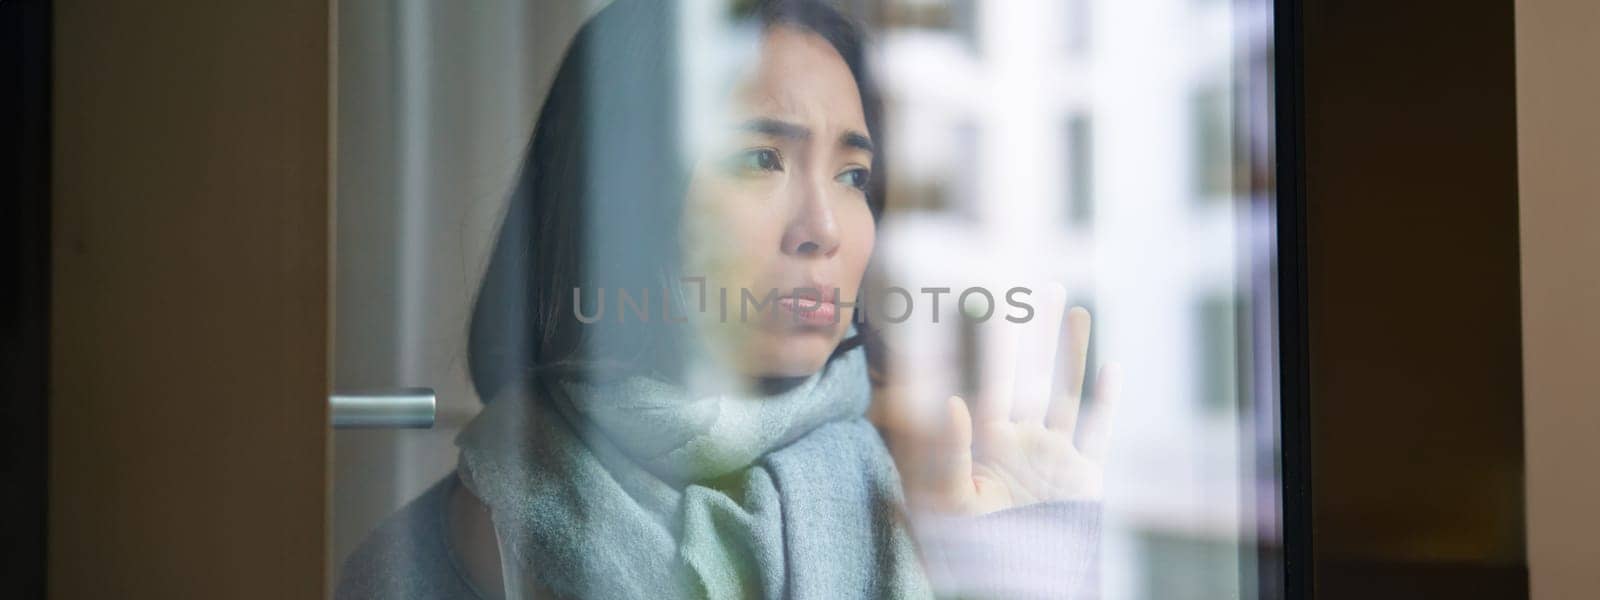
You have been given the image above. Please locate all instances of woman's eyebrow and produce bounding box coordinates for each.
[841,131,874,155]
[738,118,810,141]
[736,118,873,155]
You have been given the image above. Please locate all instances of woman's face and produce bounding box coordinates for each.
[682,26,876,379]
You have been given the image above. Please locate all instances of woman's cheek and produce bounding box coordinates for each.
[683,178,781,289]
[840,200,876,282]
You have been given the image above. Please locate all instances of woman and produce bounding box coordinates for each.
[338,1,1114,598]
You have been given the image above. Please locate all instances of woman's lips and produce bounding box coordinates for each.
[775,296,839,327]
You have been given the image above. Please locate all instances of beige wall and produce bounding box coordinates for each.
[1516,1,1600,598]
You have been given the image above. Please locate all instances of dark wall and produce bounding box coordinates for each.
[1300,0,1526,597]
[1,0,50,596]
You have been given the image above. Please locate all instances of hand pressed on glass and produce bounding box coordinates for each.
[882,284,1120,515]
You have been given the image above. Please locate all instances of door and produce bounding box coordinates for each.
[48,1,331,598]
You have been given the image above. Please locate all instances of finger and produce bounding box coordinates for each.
[937,396,976,499]
[1077,362,1121,462]
[1047,305,1092,432]
[976,317,1018,425]
[1014,283,1067,424]
[895,396,976,511]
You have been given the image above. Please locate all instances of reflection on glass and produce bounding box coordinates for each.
[332,1,1281,599]
[1066,113,1094,226]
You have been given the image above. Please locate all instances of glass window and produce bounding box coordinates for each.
[1191,83,1234,202]
[330,2,1283,598]
[1196,294,1240,415]
[858,0,980,49]
[1063,0,1092,57]
[1066,113,1095,226]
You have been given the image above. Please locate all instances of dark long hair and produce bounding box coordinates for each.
[467,0,887,403]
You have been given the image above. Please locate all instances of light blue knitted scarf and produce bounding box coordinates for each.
[455,345,931,599]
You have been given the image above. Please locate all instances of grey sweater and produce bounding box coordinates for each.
[336,473,1101,599]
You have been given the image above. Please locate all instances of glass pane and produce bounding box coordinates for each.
[331,1,1281,598]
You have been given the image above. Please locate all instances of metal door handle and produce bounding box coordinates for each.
[330,388,436,429]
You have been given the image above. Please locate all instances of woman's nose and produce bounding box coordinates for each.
[780,176,841,258]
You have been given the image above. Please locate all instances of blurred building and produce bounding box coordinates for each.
[845,1,1279,597]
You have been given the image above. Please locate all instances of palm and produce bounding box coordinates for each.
[880,286,1118,516]
[967,420,1101,510]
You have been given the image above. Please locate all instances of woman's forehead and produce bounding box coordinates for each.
[730,27,865,128]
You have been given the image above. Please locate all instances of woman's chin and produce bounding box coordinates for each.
[738,331,839,379]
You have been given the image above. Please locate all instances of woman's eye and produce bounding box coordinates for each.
[729,148,783,174]
[836,167,871,191]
